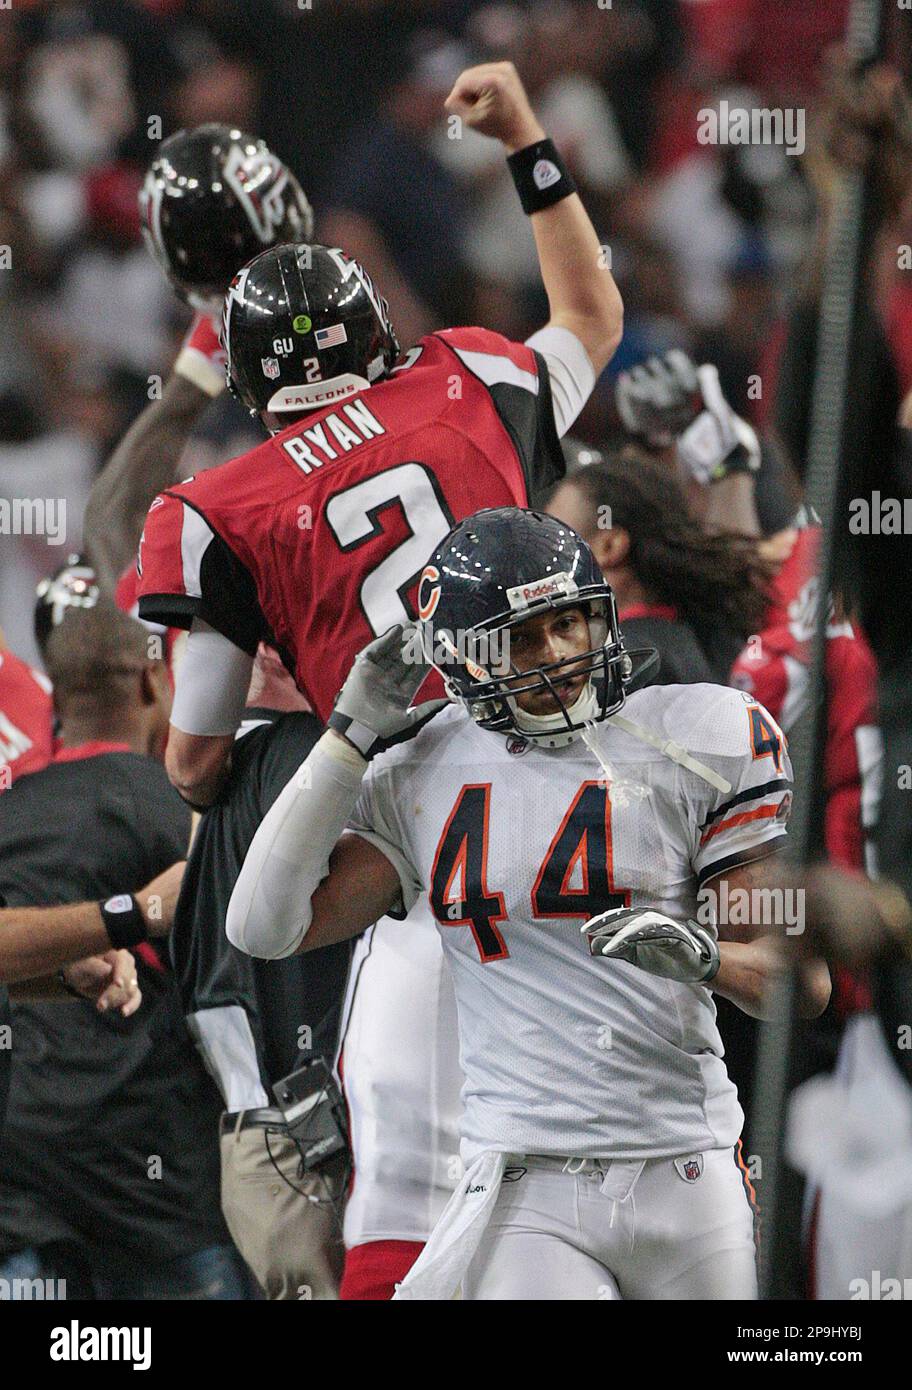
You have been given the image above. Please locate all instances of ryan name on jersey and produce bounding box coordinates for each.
[279,398,386,476]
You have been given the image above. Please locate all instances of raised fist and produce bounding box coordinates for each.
[444,62,544,153]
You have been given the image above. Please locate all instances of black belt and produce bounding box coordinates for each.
[220,1107,286,1135]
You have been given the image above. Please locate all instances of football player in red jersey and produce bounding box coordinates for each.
[0,629,54,785]
[82,124,314,596]
[137,62,624,806]
[730,524,881,880]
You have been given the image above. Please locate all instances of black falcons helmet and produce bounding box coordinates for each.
[417,508,649,743]
[223,243,400,426]
[34,555,99,655]
[139,124,314,310]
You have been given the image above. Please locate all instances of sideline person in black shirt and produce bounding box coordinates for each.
[171,644,352,1300]
[0,889,154,1141]
[0,603,252,1300]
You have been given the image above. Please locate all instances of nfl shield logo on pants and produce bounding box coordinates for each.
[261,356,280,379]
[674,1154,704,1183]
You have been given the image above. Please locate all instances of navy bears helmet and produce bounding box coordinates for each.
[417,508,654,744]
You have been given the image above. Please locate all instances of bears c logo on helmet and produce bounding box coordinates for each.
[417,565,441,621]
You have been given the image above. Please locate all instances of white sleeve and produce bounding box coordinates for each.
[226,732,370,959]
[348,774,423,916]
[169,618,253,737]
[525,325,596,438]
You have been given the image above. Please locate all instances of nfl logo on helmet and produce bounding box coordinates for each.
[261,357,280,380]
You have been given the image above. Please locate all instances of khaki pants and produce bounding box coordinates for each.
[220,1122,344,1300]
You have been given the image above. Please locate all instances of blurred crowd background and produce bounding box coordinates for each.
[0,0,910,665]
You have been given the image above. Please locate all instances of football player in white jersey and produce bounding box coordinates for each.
[227,507,831,1300]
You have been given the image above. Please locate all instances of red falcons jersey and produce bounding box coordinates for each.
[730,528,880,873]
[0,648,54,783]
[136,327,565,720]
[730,528,880,1018]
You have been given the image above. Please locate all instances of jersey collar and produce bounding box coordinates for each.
[52,741,133,764]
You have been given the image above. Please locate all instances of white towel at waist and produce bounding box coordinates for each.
[392,1150,508,1300]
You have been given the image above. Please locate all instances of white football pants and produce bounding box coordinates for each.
[464,1146,758,1300]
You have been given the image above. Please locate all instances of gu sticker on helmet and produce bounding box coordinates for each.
[261,357,280,379]
[293,315,312,334]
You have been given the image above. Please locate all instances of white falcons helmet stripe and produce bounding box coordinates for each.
[138,172,166,268]
[324,247,390,336]
[223,144,293,244]
[222,264,252,377]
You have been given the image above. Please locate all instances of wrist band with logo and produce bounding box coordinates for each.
[507,138,577,215]
[98,894,147,949]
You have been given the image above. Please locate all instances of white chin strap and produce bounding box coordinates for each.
[509,681,600,748]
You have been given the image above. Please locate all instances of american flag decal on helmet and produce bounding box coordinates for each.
[315,323,348,349]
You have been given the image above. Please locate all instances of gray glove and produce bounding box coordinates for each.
[614,349,702,448]
[583,905,720,984]
[328,622,448,760]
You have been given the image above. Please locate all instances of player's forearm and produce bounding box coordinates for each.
[529,191,623,376]
[83,374,211,593]
[0,901,110,983]
[713,935,830,1019]
[165,730,235,809]
[446,62,621,374]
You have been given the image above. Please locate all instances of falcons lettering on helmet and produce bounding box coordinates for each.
[223,144,294,244]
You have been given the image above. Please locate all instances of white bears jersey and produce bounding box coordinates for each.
[338,907,463,1248]
[349,682,792,1163]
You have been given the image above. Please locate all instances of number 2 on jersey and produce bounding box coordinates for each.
[325,462,454,637]
[430,781,630,962]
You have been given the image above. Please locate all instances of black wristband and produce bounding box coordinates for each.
[507,138,576,215]
[98,894,147,949]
